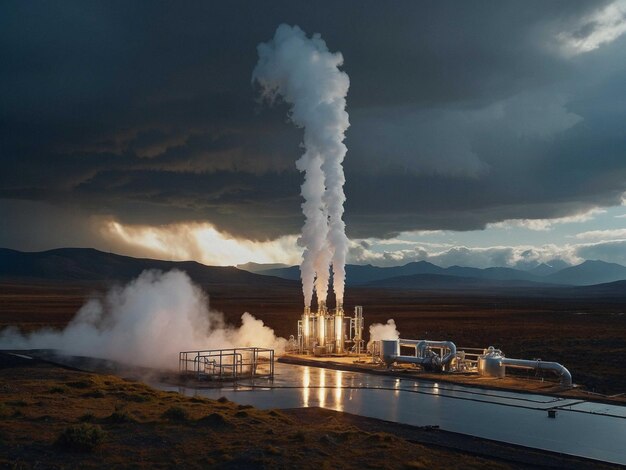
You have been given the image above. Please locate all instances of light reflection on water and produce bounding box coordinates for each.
[294,366,346,412]
[318,368,326,408]
[156,363,626,466]
[302,366,310,407]
[334,370,343,411]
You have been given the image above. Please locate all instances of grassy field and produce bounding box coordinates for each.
[1,280,625,393]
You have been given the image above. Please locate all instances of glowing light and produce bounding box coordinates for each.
[318,314,326,346]
[334,315,343,342]
[102,220,300,266]
[302,367,310,407]
[334,370,343,410]
[303,312,310,340]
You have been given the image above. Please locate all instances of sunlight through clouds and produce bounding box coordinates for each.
[102,220,301,266]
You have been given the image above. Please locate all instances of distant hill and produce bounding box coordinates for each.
[443,266,540,282]
[4,248,625,296]
[544,260,626,286]
[236,262,291,273]
[250,259,626,287]
[0,248,297,288]
[255,261,545,285]
[571,280,626,297]
[528,259,571,276]
[257,261,446,284]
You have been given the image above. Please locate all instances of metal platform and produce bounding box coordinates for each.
[178,347,274,381]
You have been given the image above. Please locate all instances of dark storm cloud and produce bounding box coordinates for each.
[1,0,625,245]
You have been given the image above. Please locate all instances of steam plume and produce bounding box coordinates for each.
[367,319,400,350]
[253,24,350,307]
[0,270,285,369]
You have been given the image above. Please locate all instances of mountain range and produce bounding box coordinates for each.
[1,248,625,297]
[0,247,295,288]
[242,259,626,287]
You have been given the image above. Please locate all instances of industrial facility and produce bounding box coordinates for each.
[378,339,572,386]
[177,303,573,388]
[297,303,364,355]
[288,305,573,387]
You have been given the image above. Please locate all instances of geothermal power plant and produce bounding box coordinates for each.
[251,25,574,387]
[181,24,573,390]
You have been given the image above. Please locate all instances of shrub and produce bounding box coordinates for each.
[82,389,106,398]
[107,410,136,423]
[125,393,152,403]
[79,413,95,422]
[56,424,106,452]
[197,412,231,428]
[66,380,94,389]
[162,406,189,422]
[290,430,306,442]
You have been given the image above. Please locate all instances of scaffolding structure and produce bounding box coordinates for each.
[179,347,274,381]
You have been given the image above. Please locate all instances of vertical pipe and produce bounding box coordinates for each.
[335,304,344,354]
[318,300,327,347]
[354,306,363,355]
[302,306,311,352]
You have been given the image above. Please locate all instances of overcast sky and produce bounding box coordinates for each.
[1,1,625,268]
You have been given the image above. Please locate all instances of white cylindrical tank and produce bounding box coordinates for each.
[478,347,505,378]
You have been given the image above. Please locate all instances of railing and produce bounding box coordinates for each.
[456,347,486,371]
[179,347,274,381]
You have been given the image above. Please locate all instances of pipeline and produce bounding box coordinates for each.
[381,339,457,372]
[478,347,572,387]
[501,357,572,387]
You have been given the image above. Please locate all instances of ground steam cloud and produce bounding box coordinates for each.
[253,24,350,308]
[0,270,286,369]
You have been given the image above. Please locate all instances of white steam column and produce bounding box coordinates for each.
[253,24,352,354]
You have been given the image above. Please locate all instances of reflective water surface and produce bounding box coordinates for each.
[154,363,626,465]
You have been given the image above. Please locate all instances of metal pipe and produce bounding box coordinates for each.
[415,340,457,368]
[399,339,457,369]
[302,306,311,352]
[500,357,572,387]
[381,339,457,371]
[317,301,327,347]
[334,305,344,354]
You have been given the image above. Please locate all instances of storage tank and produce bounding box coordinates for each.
[381,339,400,366]
[478,346,505,378]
